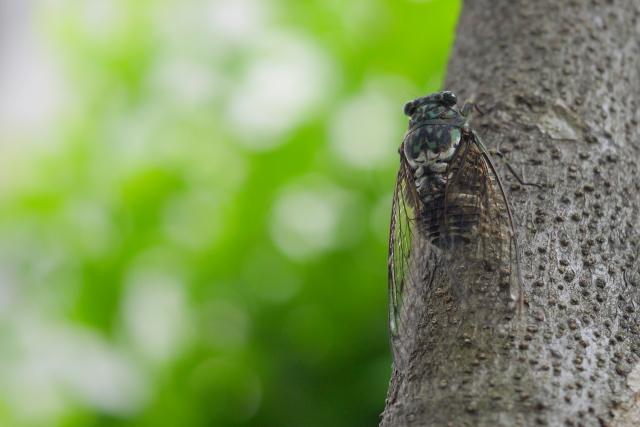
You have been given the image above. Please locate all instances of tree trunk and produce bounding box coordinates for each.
[381,0,640,426]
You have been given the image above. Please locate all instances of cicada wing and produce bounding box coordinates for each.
[480,148,525,316]
[388,156,430,371]
[439,136,521,323]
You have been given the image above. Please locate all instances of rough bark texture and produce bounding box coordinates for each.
[381,0,640,426]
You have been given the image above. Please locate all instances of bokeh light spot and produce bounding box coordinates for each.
[207,0,269,42]
[3,315,149,422]
[329,89,402,169]
[147,59,221,110]
[270,177,365,261]
[226,33,336,150]
[271,188,337,260]
[122,269,192,364]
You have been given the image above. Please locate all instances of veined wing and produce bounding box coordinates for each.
[440,134,521,322]
[388,151,429,371]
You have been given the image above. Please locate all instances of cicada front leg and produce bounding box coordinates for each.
[460,99,484,119]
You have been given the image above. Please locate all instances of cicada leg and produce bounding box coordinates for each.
[461,99,484,119]
[472,130,541,188]
[487,149,542,188]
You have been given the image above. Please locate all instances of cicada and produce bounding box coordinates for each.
[388,91,540,371]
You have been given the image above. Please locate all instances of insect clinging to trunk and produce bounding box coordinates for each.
[388,91,541,370]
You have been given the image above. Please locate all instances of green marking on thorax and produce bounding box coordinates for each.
[451,128,461,143]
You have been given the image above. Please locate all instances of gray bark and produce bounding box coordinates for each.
[381,0,640,426]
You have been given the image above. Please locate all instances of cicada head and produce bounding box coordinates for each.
[402,91,465,172]
[403,91,460,121]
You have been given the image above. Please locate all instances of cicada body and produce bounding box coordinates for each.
[388,91,538,371]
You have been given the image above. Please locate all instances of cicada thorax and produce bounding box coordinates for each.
[403,122,461,197]
[403,119,471,247]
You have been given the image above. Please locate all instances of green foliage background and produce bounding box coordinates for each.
[0,0,459,425]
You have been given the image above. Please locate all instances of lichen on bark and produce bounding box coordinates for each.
[381,1,640,426]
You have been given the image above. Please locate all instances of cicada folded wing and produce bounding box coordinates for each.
[388,155,432,371]
[439,135,522,322]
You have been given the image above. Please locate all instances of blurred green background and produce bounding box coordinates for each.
[0,0,460,425]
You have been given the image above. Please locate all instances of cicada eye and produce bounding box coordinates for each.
[441,91,458,106]
[403,100,417,116]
